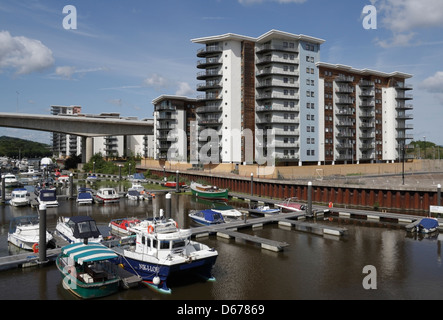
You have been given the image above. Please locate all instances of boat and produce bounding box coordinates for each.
[129,173,148,183]
[94,188,120,204]
[247,204,281,216]
[126,189,142,201]
[57,175,70,183]
[211,202,243,219]
[86,174,98,182]
[190,181,228,200]
[408,217,439,234]
[56,242,120,299]
[112,217,218,293]
[129,183,145,192]
[55,216,103,244]
[276,198,306,212]
[2,173,21,188]
[76,188,94,205]
[109,218,141,236]
[10,188,30,207]
[189,209,225,226]
[163,181,186,188]
[36,188,59,207]
[8,216,54,252]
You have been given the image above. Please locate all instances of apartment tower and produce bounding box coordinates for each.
[317,62,413,164]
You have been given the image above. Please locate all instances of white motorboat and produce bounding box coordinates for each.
[76,187,94,205]
[211,202,243,219]
[2,173,20,188]
[112,217,218,293]
[55,216,103,244]
[10,188,30,207]
[36,188,59,207]
[8,216,54,252]
[94,188,120,204]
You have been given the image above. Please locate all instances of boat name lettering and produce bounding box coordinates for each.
[139,264,159,273]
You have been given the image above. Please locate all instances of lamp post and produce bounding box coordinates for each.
[423,136,426,159]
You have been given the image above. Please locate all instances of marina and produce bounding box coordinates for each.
[0,174,441,300]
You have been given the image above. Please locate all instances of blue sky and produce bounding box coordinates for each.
[1,0,443,145]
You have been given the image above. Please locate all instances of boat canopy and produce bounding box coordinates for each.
[419,218,439,229]
[61,243,117,265]
[202,209,224,222]
[39,189,56,201]
[77,192,93,200]
[67,216,102,239]
[133,173,145,180]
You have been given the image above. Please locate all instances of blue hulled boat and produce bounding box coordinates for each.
[112,218,218,293]
[189,209,225,226]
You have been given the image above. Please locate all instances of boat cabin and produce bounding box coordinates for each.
[67,216,102,241]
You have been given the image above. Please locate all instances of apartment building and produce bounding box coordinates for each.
[317,62,413,164]
[152,95,199,161]
[51,105,82,158]
[192,30,325,165]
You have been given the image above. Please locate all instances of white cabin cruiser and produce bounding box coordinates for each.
[112,217,218,293]
[8,216,54,251]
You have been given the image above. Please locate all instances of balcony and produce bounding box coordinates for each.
[197,93,223,101]
[396,113,413,120]
[335,97,355,105]
[335,75,354,83]
[335,85,354,94]
[359,90,375,97]
[256,80,300,89]
[396,124,414,130]
[359,80,374,87]
[336,143,353,149]
[256,56,300,65]
[396,103,413,110]
[395,82,413,90]
[256,92,300,101]
[336,120,354,127]
[197,57,222,69]
[395,93,413,100]
[256,115,299,124]
[196,105,222,113]
[197,81,222,91]
[256,43,299,53]
[271,129,300,136]
[197,46,222,57]
[274,141,300,148]
[256,105,300,113]
[197,70,222,80]
[256,69,300,77]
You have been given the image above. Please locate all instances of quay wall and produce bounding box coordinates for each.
[138,159,443,215]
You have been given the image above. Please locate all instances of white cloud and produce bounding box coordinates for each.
[420,71,443,93]
[175,82,194,96]
[374,32,416,48]
[143,73,169,89]
[0,31,54,75]
[55,66,76,79]
[373,0,443,47]
[376,0,443,33]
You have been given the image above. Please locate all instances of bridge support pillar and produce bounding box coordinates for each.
[81,137,94,163]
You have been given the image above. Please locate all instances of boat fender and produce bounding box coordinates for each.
[32,243,39,253]
[153,276,160,285]
[175,221,179,228]
[148,225,154,234]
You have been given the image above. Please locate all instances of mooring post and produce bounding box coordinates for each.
[251,173,254,196]
[166,193,171,219]
[38,203,47,264]
[69,173,74,199]
[1,176,5,203]
[176,170,180,193]
[307,181,312,216]
[438,184,441,207]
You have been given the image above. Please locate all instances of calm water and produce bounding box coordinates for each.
[0,184,441,301]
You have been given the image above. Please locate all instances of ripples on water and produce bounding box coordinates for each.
[0,185,441,300]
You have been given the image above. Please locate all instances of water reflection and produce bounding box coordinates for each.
[0,183,441,300]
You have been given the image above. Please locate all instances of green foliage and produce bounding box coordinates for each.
[0,136,52,158]
[83,153,138,175]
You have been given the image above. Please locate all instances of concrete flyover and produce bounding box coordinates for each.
[0,112,154,162]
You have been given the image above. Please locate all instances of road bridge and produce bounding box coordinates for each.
[0,112,154,162]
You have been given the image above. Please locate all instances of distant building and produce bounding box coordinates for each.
[50,105,82,158]
[152,95,200,161]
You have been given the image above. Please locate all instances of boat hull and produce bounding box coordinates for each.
[190,187,228,200]
[56,257,119,299]
[115,250,217,293]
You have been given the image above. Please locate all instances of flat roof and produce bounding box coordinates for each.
[316,62,413,79]
[191,29,325,45]
[152,94,197,105]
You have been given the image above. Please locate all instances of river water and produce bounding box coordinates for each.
[0,184,441,301]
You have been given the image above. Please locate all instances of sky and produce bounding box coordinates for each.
[0,0,443,145]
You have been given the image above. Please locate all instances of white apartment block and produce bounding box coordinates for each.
[152,95,199,162]
[192,30,326,165]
